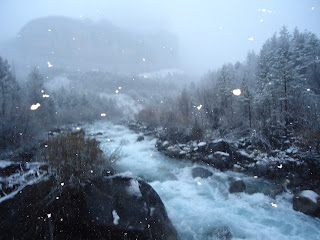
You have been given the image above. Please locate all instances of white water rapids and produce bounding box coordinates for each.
[85,121,320,240]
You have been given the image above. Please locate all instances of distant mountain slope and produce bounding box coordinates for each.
[1,16,179,74]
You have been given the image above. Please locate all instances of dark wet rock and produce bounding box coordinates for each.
[0,163,21,176]
[250,161,269,177]
[155,140,170,151]
[18,151,34,161]
[229,178,246,193]
[39,164,49,172]
[293,190,320,217]
[192,167,213,178]
[232,150,255,164]
[197,142,207,153]
[0,174,177,240]
[207,140,231,154]
[165,145,181,158]
[232,164,241,172]
[137,135,145,142]
[207,225,233,240]
[209,152,232,171]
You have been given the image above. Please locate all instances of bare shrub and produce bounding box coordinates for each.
[45,132,117,185]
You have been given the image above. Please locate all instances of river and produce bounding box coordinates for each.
[85,121,320,240]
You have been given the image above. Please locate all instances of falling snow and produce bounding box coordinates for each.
[30,103,41,110]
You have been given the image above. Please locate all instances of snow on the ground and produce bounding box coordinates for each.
[126,179,142,197]
[0,162,48,203]
[197,142,207,147]
[0,160,14,168]
[214,151,230,157]
[300,190,319,203]
[112,210,120,225]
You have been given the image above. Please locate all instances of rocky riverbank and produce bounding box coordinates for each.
[126,121,320,218]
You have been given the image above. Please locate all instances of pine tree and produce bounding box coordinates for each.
[0,57,21,149]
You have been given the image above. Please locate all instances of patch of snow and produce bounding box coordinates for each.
[0,160,14,168]
[109,171,140,180]
[300,190,319,203]
[112,210,120,225]
[126,179,142,197]
[214,151,230,157]
[212,138,225,143]
[179,151,187,155]
[162,141,169,147]
[183,147,190,152]
[198,142,207,147]
[238,150,250,158]
[150,207,155,217]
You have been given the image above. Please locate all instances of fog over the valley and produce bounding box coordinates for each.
[1,0,319,74]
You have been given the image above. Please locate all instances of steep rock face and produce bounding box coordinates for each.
[0,174,177,240]
[2,16,179,74]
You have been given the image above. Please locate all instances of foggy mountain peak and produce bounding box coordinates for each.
[2,16,179,75]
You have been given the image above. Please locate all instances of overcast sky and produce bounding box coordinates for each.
[1,0,320,74]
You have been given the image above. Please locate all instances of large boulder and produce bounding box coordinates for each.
[229,178,246,193]
[209,152,233,171]
[191,167,213,178]
[207,139,230,154]
[293,190,320,217]
[0,173,177,240]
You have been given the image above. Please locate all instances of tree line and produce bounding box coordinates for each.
[0,59,120,152]
[136,27,320,152]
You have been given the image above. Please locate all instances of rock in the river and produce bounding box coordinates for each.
[0,173,177,240]
[229,178,246,193]
[293,190,320,217]
[137,135,145,142]
[165,145,181,158]
[192,167,213,178]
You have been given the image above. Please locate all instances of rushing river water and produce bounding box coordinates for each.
[85,121,320,240]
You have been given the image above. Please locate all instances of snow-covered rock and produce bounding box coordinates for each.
[165,145,181,158]
[0,174,178,239]
[293,190,320,217]
[214,151,230,157]
[207,139,230,154]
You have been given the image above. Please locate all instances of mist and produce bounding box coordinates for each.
[1,0,319,74]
